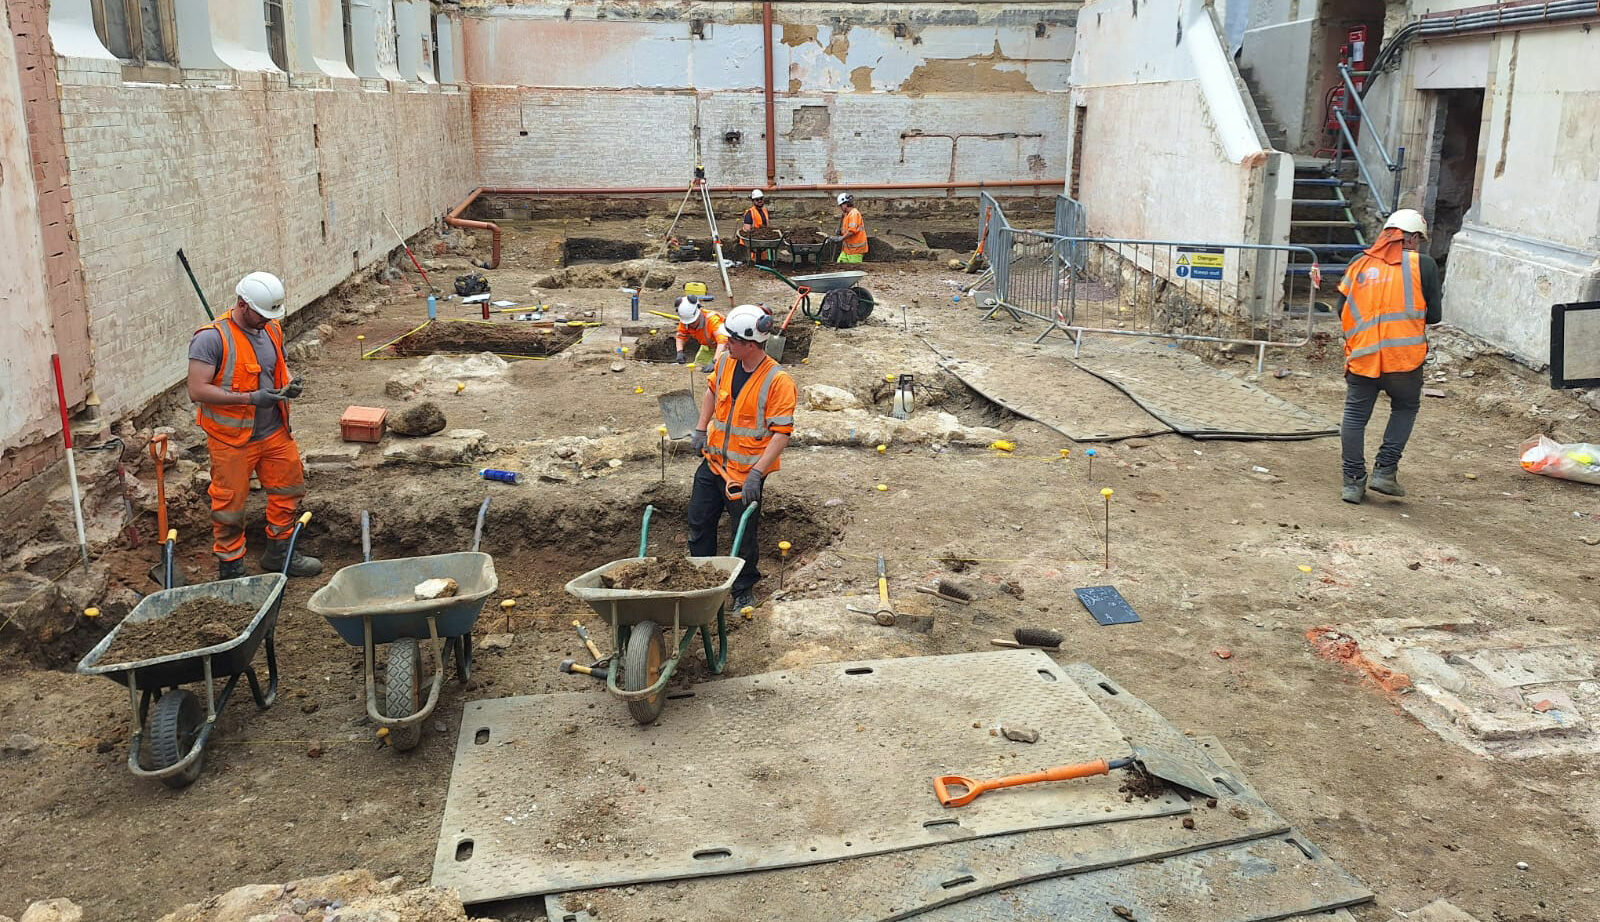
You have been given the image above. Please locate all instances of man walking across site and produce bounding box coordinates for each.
[1336,209,1442,504]
[187,271,321,578]
[688,304,797,611]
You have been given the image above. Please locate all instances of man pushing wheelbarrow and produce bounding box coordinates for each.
[687,304,797,613]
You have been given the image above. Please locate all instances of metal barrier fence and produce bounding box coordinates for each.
[1053,194,1086,269]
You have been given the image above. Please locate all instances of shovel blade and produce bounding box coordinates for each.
[1132,744,1222,798]
[657,389,699,440]
[764,334,786,361]
[148,563,187,589]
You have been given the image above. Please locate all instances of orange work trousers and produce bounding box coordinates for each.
[207,428,307,561]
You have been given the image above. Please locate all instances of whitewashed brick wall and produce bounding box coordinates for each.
[59,74,474,420]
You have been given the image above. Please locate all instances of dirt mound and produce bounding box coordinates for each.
[603,558,726,593]
[633,331,681,362]
[390,401,448,436]
[102,597,258,664]
[786,227,825,246]
[747,227,782,244]
[387,320,584,358]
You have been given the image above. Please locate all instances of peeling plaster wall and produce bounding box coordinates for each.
[465,3,1076,188]
[1070,0,1288,250]
[1366,20,1600,365]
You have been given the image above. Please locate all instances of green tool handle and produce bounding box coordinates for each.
[176,249,215,320]
[754,263,801,292]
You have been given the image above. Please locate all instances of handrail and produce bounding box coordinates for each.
[1333,110,1392,216]
[1334,63,1405,216]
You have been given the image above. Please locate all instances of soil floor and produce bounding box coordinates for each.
[2,215,1598,921]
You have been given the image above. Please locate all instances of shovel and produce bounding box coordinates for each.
[146,435,187,588]
[934,744,1222,808]
[764,286,810,361]
[657,389,699,440]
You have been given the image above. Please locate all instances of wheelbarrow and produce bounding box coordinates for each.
[307,498,497,751]
[563,503,756,725]
[76,513,312,788]
[755,264,875,322]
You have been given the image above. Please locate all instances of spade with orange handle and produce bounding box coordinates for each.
[934,757,1135,808]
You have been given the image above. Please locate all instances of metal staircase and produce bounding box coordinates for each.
[1289,161,1367,280]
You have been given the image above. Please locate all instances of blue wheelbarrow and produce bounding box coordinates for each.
[308,498,497,751]
[77,513,313,788]
[563,503,755,725]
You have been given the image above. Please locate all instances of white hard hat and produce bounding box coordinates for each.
[750,189,764,200]
[675,296,703,325]
[836,192,854,206]
[1383,208,1428,238]
[236,271,286,319]
[724,304,772,343]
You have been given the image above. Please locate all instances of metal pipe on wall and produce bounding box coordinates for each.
[763,1,776,188]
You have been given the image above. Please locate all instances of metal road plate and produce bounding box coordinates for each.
[914,833,1371,922]
[1070,340,1337,440]
[1076,586,1142,626]
[432,650,1185,903]
[1066,665,1233,801]
[542,730,1291,922]
[924,340,1171,442]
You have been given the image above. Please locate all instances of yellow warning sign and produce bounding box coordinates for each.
[1188,252,1224,268]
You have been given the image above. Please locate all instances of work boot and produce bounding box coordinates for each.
[1341,475,1367,505]
[1369,465,1406,497]
[217,558,246,581]
[732,589,756,613]
[260,538,323,577]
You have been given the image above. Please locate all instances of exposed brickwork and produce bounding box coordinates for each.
[0,438,65,498]
[56,74,475,420]
[7,0,91,419]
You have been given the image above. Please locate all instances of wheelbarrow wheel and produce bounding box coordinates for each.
[148,689,204,789]
[621,620,668,725]
[385,638,423,751]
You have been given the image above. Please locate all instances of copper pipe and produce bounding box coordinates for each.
[763,1,776,187]
[444,187,502,269]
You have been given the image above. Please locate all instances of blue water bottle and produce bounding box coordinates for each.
[630,288,640,321]
[427,293,437,320]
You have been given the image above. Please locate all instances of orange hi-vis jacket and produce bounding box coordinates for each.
[840,206,868,255]
[677,310,729,350]
[194,316,291,447]
[743,204,769,231]
[704,353,797,484]
[1338,249,1429,377]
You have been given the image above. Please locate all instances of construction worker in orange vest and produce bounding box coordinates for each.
[829,192,869,263]
[1336,209,1442,504]
[674,292,729,368]
[186,272,321,579]
[688,304,798,612]
[738,189,772,265]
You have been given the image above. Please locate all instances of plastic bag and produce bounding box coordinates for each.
[1519,434,1600,485]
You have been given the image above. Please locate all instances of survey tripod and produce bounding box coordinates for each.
[662,165,735,301]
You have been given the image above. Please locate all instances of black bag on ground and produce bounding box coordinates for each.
[818,288,862,329]
[454,273,490,297]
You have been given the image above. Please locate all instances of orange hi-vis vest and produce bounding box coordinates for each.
[840,206,868,255]
[678,310,728,349]
[744,204,769,231]
[194,316,290,447]
[705,353,797,484]
[1338,250,1428,377]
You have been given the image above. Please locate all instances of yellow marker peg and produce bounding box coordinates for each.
[1100,488,1114,498]
[876,483,889,492]
[657,425,668,435]
[634,386,644,394]
[1059,449,1071,458]
[990,440,1015,452]
[876,444,887,453]
[778,541,792,554]
[1297,565,1313,573]
[83,607,100,619]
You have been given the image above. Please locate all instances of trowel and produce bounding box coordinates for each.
[657,389,699,440]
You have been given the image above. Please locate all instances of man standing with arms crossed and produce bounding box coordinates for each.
[186,271,321,579]
[688,304,797,612]
[1336,209,1442,504]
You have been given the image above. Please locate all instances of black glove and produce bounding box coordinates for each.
[742,469,764,505]
[282,377,303,399]
[247,385,290,407]
[690,429,708,454]
[826,235,843,244]
[675,350,687,364]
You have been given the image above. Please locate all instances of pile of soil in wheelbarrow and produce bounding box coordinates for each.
[786,227,825,246]
[747,227,783,245]
[386,321,585,358]
[102,598,258,663]
[602,558,726,593]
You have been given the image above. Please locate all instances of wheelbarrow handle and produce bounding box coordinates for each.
[754,263,801,292]
[165,528,177,589]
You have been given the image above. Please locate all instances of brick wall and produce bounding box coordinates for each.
[0,439,65,498]
[56,73,475,420]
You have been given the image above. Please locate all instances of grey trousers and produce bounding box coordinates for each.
[1341,367,1424,479]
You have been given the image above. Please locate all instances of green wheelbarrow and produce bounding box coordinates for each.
[563,503,756,725]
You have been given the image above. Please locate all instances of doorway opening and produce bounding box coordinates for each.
[1425,88,1485,277]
